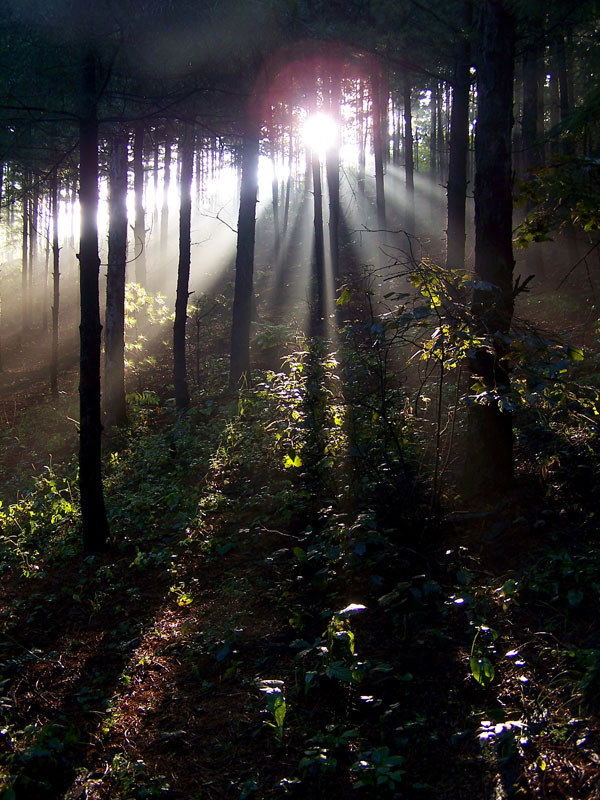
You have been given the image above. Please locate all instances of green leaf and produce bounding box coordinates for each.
[336,286,353,306]
[283,452,303,469]
[470,655,495,686]
[568,345,584,361]
[293,547,308,563]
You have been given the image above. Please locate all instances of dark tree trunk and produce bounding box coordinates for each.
[403,77,415,236]
[522,19,545,276]
[357,80,366,195]
[229,127,259,387]
[173,125,194,410]
[50,170,60,397]
[446,0,472,270]
[104,134,128,427]
[283,130,293,236]
[430,84,438,178]
[372,74,387,232]
[556,35,574,156]
[78,50,110,552]
[28,185,37,321]
[21,188,28,332]
[133,121,146,286]
[463,0,516,497]
[43,206,50,332]
[271,150,280,256]
[326,73,341,281]
[161,133,172,259]
[311,147,326,336]
[549,51,560,154]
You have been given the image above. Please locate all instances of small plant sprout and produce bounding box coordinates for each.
[257,680,286,742]
[470,625,498,686]
[324,604,367,684]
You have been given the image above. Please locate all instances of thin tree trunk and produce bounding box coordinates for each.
[161,133,171,259]
[271,131,280,256]
[43,203,50,331]
[105,134,128,427]
[556,35,574,156]
[446,0,472,270]
[173,125,194,410]
[403,77,415,236]
[549,52,560,154]
[28,185,37,322]
[282,130,293,236]
[357,79,366,195]
[326,72,341,281]
[522,20,545,276]
[21,187,28,332]
[230,127,260,386]
[50,170,60,397]
[372,73,387,232]
[133,121,146,286]
[463,0,516,497]
[430,85,437,178]
[78,49,110,552]
[311,147,326,336]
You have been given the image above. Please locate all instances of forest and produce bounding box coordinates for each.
[0,0,600,796]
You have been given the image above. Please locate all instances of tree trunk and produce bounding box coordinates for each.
[133,121,146,286]
[311,147,326,337]
[326,72,341,281]
[403,77,415,236]
[549,51,560,154]
[282,130,293,236]
[105,134,128,427]
[28,184,37,321]
[50,170,60,397]
[446,0,472,270]
[78,49,110,552]
[372,73,387,232]
[522,19,545,276]
[463,0,516,497]
[271,136,280,257]
[229,127,259,387]
[357,79,366,195]
[161,133,171,259]
[556,35,574,156]
[21,187,28,332]
[430,85,438,178]
[173,125,194,410]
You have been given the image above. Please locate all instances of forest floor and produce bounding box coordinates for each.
[1,229,600,799]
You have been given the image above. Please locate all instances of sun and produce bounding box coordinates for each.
[301,112,339,154]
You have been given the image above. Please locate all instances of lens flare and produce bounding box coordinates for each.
[301,113,338,153]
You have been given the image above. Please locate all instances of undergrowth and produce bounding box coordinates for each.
[1,267,600,798]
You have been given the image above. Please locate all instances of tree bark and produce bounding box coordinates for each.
[463,0,516,497]
[104,133,128,427]
[21,187,28,332]
[403,77,415,236]
[173,125,194,410]
[357,80,366,195]
[556,35,574,156]
[50,170,60,397]
[446,0,472,270]
[161,133,171,259]
[326,72,341,281]
[522,18,545,276]
[311,147,326,337]
[133,120,146,286]
[372,73,387,232]
[78,49,110,552]
[229,126,259,387]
